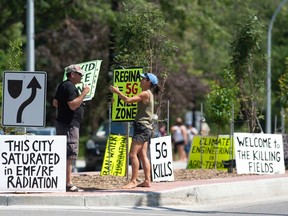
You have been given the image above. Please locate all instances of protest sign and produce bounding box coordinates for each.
[150,136,174,182]
[100,134,131,176]
[63,60,102,101]
[111,67,142,121]
[234,133,285,174]
[187,135,232,170]
[0,135,66,192]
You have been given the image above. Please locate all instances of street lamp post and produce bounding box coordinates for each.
[26,0,35,71]
[266,0,288,133]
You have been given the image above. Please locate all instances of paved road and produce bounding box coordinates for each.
[1,159,287,208]
[1,196,288,216]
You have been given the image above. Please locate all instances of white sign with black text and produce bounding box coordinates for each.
[150,136,174,182]
[0,135,67,192]
[234,133,285,175]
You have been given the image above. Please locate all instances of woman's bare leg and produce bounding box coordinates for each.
[137,141,151,187]
[122,140,142,189]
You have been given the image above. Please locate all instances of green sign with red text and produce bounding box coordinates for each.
[111,67,143,121]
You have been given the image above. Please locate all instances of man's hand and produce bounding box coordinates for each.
[82,85,90,96]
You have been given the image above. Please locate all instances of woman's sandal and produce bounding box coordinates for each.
[66,185,83,192]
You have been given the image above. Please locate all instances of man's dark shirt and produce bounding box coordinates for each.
[54,80,84,128]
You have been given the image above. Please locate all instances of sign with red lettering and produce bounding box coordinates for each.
[111,67,143,121]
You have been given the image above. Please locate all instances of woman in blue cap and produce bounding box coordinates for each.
[110,72,161,189]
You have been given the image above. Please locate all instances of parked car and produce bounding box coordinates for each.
[85,121,134,171]
[26,127,56,135]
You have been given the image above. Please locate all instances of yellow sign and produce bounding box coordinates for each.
[63,60,102,101]
[187,135,233,170]
[100,134,132,176]
[111,68,142,121]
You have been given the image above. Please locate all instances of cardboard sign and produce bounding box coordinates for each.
[111,68,143,121]
[63,60,102,101]
[0,135,66,192]
[187,135,232,170]
[100,134,131,176]
[234,133,285,174]
[150,136,174,182]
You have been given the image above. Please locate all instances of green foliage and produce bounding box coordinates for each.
[113,0,177,120]
[1,0,288,134]
[0,38,23,134]
[229,9,265,133]
[114,0,176,74]
[278,57,288,108]
[207,69,239,132]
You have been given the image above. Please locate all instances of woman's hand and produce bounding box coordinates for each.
[110,85,119,94]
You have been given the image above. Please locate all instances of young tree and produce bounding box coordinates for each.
[229,10,265,133]
[113,0,177,120]
[207,69,239,134]
[0,38,23,134]
[206,69,239,169]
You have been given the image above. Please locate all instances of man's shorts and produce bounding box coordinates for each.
[56,122,79,160]
[132,121,153,144]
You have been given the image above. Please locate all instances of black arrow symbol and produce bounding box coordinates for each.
[17,76,42,123]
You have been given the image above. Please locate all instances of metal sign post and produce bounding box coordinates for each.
[108,101,112,175]
[126,122,130,180]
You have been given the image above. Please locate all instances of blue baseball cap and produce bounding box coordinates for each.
[140,73,158,86]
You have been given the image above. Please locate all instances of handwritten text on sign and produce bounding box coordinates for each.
[112,68,142,121]
[150,136,174,182]
[187,135,232,170]
[234,133,285,174]
[63,60,102,101]
[0,135,66,192]
[100,134,131,176]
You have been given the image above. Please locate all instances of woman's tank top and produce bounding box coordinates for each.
[135,89,154,129]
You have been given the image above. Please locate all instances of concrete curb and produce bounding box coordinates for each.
[156,177,288,206]
[1,176,288,207]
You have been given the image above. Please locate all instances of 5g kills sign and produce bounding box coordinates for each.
[111,68,143,121]
[150,136,174,182]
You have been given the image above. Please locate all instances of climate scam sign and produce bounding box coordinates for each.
[111,68,143,121]
[187,135,232,170]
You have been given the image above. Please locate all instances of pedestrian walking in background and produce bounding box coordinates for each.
[201,118,210,136]
[170,117,188,161]
[53,64,90,192]
[110,72,161,189]
[185,124,199,158]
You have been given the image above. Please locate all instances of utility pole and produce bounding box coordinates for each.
[26,0,35,71]
[266,0,288,133]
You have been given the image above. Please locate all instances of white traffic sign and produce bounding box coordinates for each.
[2,71,47,127]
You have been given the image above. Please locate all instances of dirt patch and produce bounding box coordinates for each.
[72,168,244,190]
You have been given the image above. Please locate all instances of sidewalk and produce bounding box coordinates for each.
[1,161,288,207]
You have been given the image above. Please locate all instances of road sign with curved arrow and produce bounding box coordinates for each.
[2,71,47,127]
